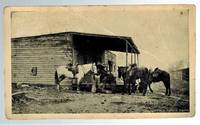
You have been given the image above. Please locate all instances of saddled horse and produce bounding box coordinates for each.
[55,63,96,92]
[97,63,116,90]
[128,67,151,96]
[118,66,171,96]
[148,68,171,96]
[118,66,150,95]
[55,65,74,91]
[97,64,115,83]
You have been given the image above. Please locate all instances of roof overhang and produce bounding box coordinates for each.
[69,32,140,54]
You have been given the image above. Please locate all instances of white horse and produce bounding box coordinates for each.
[55,63,97,92]
[55,65,74,91]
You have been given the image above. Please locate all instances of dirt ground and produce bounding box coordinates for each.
[12,80,189,114]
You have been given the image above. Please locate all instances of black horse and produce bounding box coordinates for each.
[97,63,116,90]
[118,66,171,96]
[118,66,150,95]
[129,67,151,96]
[148,68,171,96]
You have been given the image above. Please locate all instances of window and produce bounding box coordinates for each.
[31,67,37,76]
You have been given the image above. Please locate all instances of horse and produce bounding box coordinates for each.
[55,65,75,91]
[148,68,171,96]
[118,66,150,95]
[128,67,151,96]
[55,63,96,92]
[96,63,116,90]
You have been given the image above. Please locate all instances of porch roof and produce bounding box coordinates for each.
[69,32,140,54]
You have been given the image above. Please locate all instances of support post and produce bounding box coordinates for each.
[134,54,136,64]
[125,41,131,95]
[131,50,133,64]
[137,54,139,67]
[126,41,128,67]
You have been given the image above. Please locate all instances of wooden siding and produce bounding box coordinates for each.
[171,68,189,82]
[11,33,73,85]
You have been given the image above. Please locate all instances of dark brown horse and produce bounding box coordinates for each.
[148,68,171,96]
[97,64,116,90]
[118,66,150,95]
[118,66,171,96]
[129,67,151,96]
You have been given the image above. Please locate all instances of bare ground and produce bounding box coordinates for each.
[12,80,189,114]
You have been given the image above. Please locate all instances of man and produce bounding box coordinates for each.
[91,63,99,93]
[127,63,139,94]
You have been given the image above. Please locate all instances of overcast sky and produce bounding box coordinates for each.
[11,6,189,70]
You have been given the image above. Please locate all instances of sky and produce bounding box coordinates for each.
[11,6,189,70]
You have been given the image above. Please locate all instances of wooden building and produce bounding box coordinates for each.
[171,67,189,82]
[11,32,139,85]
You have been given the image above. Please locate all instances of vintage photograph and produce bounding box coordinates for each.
[4,5,195,119]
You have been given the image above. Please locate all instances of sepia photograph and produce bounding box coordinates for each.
[4,5,195,119]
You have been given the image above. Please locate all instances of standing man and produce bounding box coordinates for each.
[128,63,138,95]
[91,63,100,93]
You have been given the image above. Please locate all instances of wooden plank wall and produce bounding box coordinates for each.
[11,33,73,85]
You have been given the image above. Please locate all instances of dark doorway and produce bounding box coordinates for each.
[108,60,113,72]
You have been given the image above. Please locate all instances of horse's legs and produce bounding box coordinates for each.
[165,88,168,96]
[56,84,60,92]
[162,81,168,95]
[122,76,127,94]
[128,82,131,95]
[167,81,171,96]
[164,87,168,96]
[139,80,147,96]
[121,78,125,94]
[163,80,171,96]
[91,75,97,93]
[77,82,80,92]
[55,71,60,92]
[128,79,133,95]
[142,84,147,96]
[148,83,153,93]
[132,82,139,93]
[168,88,171,96]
